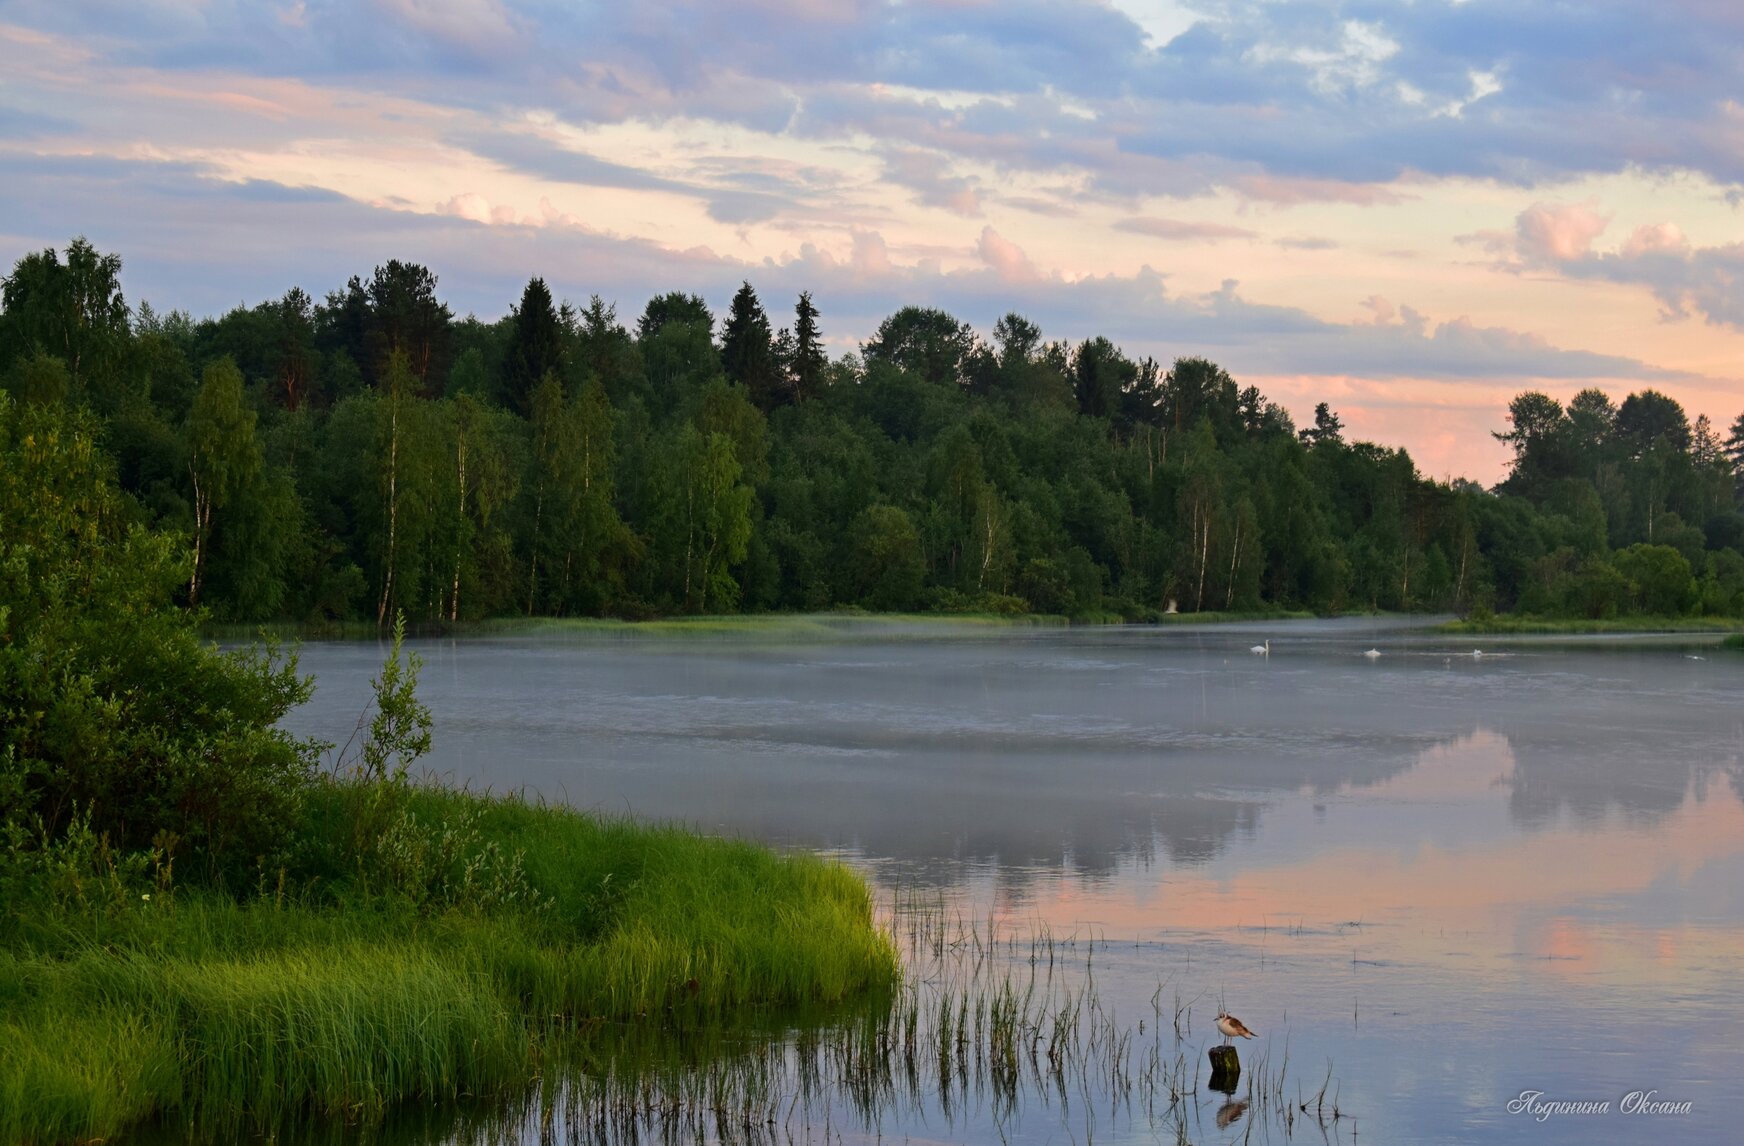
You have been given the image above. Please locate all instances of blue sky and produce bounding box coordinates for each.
[3,0,1743,478]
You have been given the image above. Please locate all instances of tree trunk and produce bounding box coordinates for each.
[1226,517,1241,610]
[451,426,467,623]
[377,401,399,626]
[189,463,208,606]
[527,485,543,616]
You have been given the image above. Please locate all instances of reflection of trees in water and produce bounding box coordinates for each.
[1494,719,1737,830]
[684,728,1450,890]
[710,711,1738,892]
[297,639,1744,892]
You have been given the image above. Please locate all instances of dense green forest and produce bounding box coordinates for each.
[5,236,1744,623]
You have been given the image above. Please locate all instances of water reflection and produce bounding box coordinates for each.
[276,625,1744,1144]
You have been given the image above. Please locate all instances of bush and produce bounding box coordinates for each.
[0,395,318,882]
[1613,543,1697,616]
[846,504,924,612]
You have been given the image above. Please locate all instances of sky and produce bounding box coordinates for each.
[2,0,1742,482]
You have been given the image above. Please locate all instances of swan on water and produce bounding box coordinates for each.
[1250,639,1270,655]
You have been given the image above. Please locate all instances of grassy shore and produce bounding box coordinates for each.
[203,607,1339,644]
[201,610,1065,642]
[0,786,898,1144]
[1437,615,1744,635]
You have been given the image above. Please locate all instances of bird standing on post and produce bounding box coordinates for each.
[1216,1011,1259,1045]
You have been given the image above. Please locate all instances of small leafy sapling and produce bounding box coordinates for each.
[361,611,432,787]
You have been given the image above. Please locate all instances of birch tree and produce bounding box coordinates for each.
[186,358,260,607]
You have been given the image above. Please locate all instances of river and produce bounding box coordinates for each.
[283,618,1744,1144]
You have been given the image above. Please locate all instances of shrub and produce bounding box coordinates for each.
[0,394,318,882]
[1613,543,1697,616]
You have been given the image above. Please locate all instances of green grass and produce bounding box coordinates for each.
[202,611,1069,643]
[206,607,1347,644]
[1149,607,1318,624]
[0,787,898,1144]
[1438,614,1744,635]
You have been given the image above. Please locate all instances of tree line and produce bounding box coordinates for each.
[5,236,1744,623]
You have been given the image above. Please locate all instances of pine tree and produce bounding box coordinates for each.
[790,291,825,403]
[720,282,782,410]
[505,277,564,415]
[1725,412,1744,500]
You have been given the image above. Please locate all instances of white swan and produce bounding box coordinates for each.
[1363,648,1381,659]
[1250,639,1270,656]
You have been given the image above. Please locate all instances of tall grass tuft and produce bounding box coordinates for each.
[0,790,898,1143]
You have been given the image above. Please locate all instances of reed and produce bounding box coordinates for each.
[0,788,897,1143]
[462,902,1353,1146]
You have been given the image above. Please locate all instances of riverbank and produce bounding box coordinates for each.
[202,606,1325,643]
[1437,615,1744,635]
[0,785,898,1144]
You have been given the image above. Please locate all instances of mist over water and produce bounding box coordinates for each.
[285,620,1744,1144]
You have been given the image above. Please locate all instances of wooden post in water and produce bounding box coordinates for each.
[1208,1045,1241,1092]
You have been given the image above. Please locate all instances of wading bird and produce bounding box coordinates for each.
[1216,1011,1259,1044]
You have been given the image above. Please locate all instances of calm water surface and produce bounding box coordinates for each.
[285,620,1744,1144]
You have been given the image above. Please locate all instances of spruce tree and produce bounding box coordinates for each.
[791,291,825,403]
[720,282,782,410]
[506,277,564,415]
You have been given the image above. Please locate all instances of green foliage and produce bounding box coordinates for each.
[791,290,826,402]
[848,505,925,611]
[186,357,263,606]
[863,306,975,387]
[0,238,129,393]
[721,281,784,410]
[3,349,71,406]
[1614,543,1698,615]
[504,276,563,414]
[0,393,316,878]
[10,234,1744,628]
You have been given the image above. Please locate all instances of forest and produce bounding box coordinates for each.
[5,236,1744,625]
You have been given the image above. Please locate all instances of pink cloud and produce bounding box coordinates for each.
[441,191,495,224]
[849,228,893,277]
[1514,201,1610,263]
[1114,216,1256,242]
[1621,221,1689,258]
[1228,173,1410,207]
[975,225,1038,282]
[1358,294,1395,325]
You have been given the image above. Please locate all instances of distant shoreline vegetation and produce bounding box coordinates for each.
[1440,615,1744,636]
[200,607,1333,643]
[6,237,1744,629]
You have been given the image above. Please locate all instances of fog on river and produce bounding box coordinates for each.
[283,619,1744,1144]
